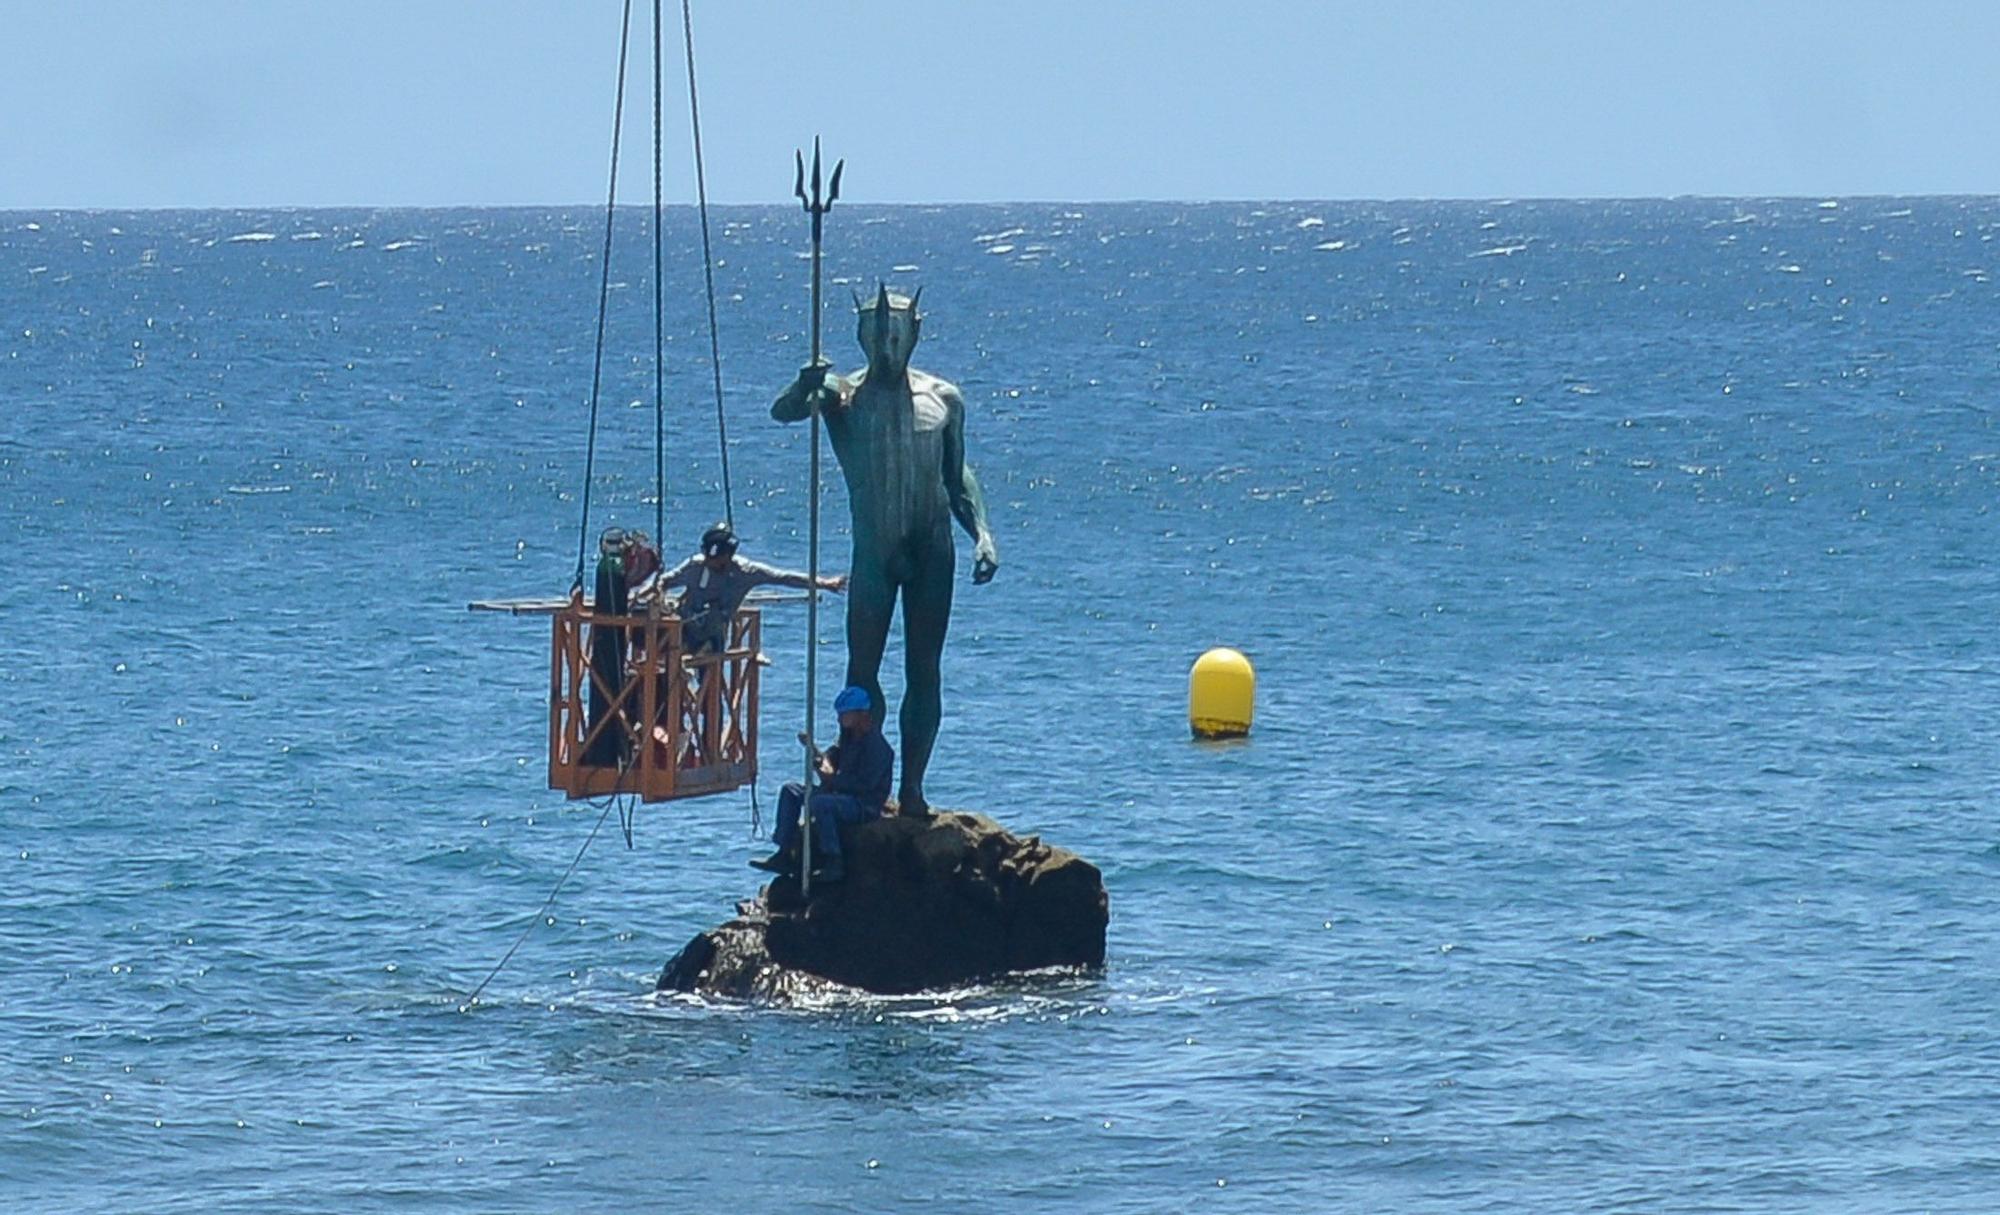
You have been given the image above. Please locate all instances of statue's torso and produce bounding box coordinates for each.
[829,366,955,560]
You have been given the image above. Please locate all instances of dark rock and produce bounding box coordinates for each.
[656,810,1107,999]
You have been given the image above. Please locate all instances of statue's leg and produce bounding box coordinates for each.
[844,564,894,728]
[896,544,955,816]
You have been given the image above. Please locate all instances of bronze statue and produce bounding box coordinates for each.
[772,284,998,816]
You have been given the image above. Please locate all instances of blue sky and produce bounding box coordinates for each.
[6,1,2000,206]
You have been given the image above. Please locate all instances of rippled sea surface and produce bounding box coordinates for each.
[5,199,2000,1211]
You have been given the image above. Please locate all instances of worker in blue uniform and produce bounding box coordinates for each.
[752,686,893,883]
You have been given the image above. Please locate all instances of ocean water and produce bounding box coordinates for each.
[4,197,1999,1212]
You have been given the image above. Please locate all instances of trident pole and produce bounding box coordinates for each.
[794,138,842,899]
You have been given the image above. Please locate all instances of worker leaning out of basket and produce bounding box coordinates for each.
[635,523,847,654]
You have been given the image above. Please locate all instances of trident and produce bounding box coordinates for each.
[793,137,841,898]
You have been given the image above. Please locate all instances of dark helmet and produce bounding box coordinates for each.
[700,522,738,559]
[598,526,627,555]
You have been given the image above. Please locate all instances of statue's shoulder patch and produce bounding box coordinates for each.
[907,369,956,433]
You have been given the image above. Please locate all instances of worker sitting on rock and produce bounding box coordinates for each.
[753,686,892,883]
[640,523,847,655]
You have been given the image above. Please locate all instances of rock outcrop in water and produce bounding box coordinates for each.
[656,810,1107,999]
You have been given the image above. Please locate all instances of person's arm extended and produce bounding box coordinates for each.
[633,556,699,604]
[737,558,846,594]
[652,556,700,591]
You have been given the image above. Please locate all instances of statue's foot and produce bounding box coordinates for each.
[898,791,931,820]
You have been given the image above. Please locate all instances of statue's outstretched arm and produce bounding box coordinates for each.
[941,385,999,584]
[772,362,839,423]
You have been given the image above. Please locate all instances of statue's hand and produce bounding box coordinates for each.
[972,543,999,585]
[795,361,832,395]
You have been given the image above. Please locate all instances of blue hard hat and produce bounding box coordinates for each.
[833,686,871,714]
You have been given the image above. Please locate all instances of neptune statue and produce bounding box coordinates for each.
[772,284,999,816]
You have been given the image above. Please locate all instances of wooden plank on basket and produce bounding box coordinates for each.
[470,590,811,615]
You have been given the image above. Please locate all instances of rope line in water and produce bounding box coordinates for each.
[465,790,627,1006]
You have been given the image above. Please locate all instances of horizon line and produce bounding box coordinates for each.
[3,191,1997,214]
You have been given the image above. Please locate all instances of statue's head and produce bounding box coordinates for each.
[854,282,922,377]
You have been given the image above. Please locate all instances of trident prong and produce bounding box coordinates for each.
[795,137,844,218]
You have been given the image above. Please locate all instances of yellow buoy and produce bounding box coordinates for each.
[1189,648,1255,739]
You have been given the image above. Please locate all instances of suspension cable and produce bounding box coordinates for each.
[571,0,636,591]
[650,0,668,546]
[680,0,733,529]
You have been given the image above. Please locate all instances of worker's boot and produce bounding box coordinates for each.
[748,843,799,876]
